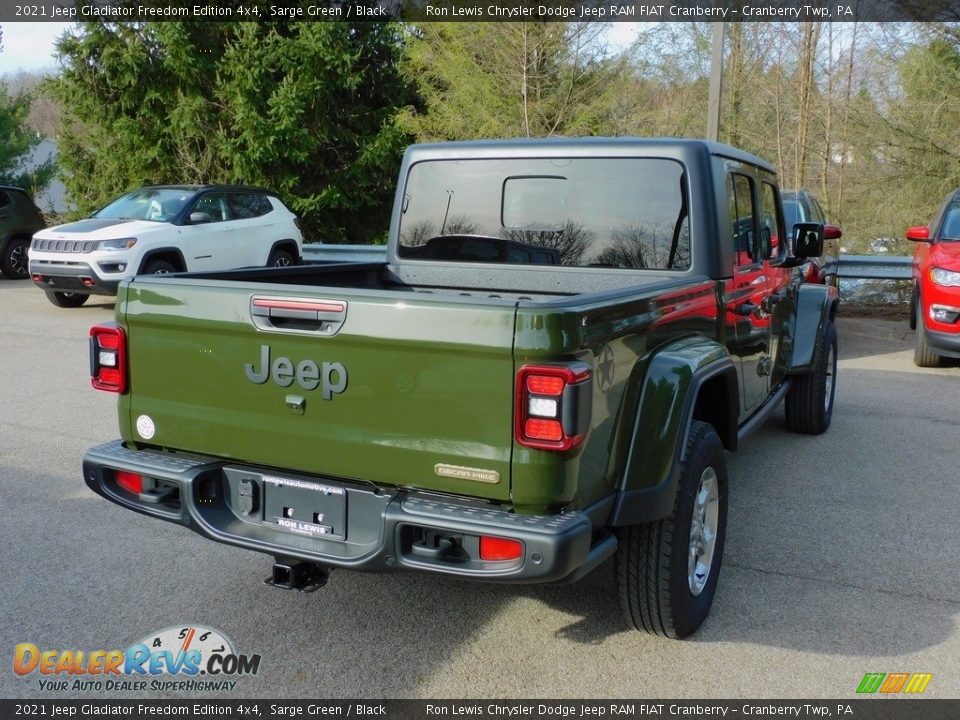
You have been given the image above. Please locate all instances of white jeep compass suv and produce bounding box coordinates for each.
[29,185,303,307]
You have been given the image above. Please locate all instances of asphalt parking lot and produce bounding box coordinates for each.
[2,279,959,700]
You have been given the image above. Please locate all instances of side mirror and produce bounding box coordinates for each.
[793,222,824,259]
[189,211,212,225]
[906,225,930,242]
[824,224,843,240]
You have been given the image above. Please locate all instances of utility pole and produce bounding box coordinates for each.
[707,22,725,142]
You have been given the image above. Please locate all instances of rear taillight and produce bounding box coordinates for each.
[515,363,592,451]
[89,324,127,393]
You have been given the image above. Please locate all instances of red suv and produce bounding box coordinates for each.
[907,190,960,367]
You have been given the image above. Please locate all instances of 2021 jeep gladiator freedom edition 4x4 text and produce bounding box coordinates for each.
[83,139,838,638]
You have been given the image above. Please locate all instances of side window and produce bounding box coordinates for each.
[0,190,11,209]
[809,197,827,224]
[759,182,784,261]
[727,173,757,267]
[229,193,260,220]
[229,193,274,219]
[940,201,960,240]
[192,193,228,222]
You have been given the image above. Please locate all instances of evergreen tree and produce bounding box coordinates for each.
[47,20,413,243]
[397,23,630,141]
[0,28,54,192]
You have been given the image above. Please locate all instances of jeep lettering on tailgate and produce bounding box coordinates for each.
[245,345,348,399]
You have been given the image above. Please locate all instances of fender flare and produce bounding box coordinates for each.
[787,283,839,375]
[0,230,35,252]
[138,248,187,274]
[267,239,301,265]
[609,337,739,527]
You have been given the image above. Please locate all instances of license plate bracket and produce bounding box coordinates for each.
[262,474,347,541]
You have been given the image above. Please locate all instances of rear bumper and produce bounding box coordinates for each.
[83,440,599,584]
[924,327,960,359]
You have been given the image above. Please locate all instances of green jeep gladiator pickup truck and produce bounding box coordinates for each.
[83,138,838,638]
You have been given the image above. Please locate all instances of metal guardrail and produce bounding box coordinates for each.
[302,245,911,281]
[836,254,911,281]
[302,244,387,263]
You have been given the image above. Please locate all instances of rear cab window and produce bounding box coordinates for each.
[398,157,691,271]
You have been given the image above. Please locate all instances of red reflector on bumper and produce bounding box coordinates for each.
[479,536,523,561]
[116,471,142,494]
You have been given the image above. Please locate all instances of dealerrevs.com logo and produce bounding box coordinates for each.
[14,625,261,692]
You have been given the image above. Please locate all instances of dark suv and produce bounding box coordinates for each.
[782,190,842,286]
[0,186,46,279]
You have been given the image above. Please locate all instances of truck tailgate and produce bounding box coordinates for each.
[118,280,517,501]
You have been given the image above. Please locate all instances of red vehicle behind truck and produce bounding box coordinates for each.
[907,189,960,367]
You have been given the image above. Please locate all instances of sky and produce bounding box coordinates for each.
[0,21,642,76]
[0,22,71,75]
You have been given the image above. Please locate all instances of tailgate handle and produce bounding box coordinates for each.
[251,297,347,335]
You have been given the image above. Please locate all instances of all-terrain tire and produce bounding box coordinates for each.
[143,259,177,275]
[0,237,31,279]
[785,320,838,435]
[913,299,940,368]
[268,249,294,267]
[615,420,728,639]
[44,290,89,308]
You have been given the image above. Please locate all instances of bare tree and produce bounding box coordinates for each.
[501,220,592,266]
[594,224,689,270]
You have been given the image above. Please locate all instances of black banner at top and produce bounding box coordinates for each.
[0,0,958,22]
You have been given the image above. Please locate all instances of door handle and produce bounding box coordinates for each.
[761,290,786,313]
[735,302,757,316]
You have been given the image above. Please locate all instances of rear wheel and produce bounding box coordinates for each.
[786,320,837,435]
[268,249,294,267]
[615,421,728,639]
[913,299,941,368]
[44,290,89,308]
[0,237,31,279]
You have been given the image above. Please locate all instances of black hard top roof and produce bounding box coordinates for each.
[404,136,775,174]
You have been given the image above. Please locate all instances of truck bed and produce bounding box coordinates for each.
[184,260,703,305]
